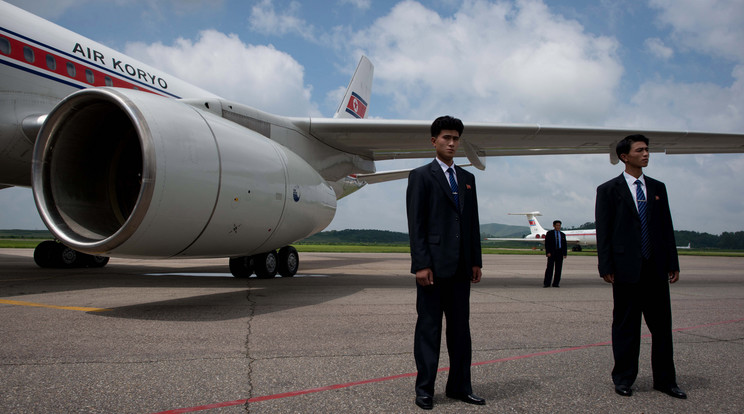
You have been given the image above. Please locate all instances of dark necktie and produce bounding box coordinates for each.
[447,167,459,206]
[635,179,651,259]
[556,231,560,248]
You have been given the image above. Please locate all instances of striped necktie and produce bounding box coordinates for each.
[635,180,651,259]
[447,167,459,206]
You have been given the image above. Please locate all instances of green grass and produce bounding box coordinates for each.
[3,239,742,257]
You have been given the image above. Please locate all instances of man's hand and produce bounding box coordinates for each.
[416,268,434,286]
[602,274,614,284]
[669,270,680,284]
[471,266,482,283]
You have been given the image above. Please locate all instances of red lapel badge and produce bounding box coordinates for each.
[466,184,472,190]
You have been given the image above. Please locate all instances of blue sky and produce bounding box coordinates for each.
[2,0,743,235]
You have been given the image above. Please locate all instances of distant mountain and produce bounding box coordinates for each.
[479,223,527,238]
[299,223,526,244]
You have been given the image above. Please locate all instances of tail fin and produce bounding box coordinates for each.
[334,56,373,119]
[508,212,545,235]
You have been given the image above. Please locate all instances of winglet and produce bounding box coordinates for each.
[334,56,373,119]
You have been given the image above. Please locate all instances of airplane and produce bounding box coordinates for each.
[485,212,596,251]
[1,2,743,278]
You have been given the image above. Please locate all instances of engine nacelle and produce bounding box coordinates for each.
[32,88,336,258]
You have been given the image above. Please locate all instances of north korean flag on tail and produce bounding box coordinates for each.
[345,92,368,118]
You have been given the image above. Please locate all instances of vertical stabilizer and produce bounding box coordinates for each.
[508,212,545,235]
[334,56,373,119]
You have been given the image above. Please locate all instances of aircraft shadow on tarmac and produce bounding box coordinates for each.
[1,259,370,322]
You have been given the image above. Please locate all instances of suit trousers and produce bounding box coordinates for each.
[611,259,677,387]
[414,276,472,397]
[544,255,563,287]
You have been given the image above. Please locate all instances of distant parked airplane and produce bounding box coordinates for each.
[485,212,596,251]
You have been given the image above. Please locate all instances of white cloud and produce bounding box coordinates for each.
[650,0,744,61]
[125,30,321,116]
[344,0,623,125]
[248,0,316,40]
[644,37,674,60]
[339,0,371,10]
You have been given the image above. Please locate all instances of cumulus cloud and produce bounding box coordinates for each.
[644,37,674,60]
[650,0,744,61]
[344,0,623,124]
[125,30,321,116]
[248,0,316,40]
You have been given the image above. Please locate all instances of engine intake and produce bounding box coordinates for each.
[32,88,336,258]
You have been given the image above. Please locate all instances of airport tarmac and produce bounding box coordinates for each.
[0,248,742,413]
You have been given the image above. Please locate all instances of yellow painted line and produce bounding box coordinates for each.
[0,299,112,312]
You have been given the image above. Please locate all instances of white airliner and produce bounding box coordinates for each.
[1,2,741,277]
[486,212,596,251]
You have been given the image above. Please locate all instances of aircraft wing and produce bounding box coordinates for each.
[298,118,744,165]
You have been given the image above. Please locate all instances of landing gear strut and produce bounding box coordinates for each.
[229,246,299,278]
[33,240,109,268]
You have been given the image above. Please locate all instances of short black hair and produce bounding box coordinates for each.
[553,220,562,226]
[616,134,649,160]
[431,115,464,138]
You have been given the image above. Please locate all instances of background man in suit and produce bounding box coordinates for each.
[595,134,686,399]
[544,220,567,287]
[406,115,485,410]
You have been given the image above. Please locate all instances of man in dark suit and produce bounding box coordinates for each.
[406,115,485,410]
[595,134,686,400]
[544,220,567,287]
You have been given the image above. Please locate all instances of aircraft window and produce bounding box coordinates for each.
[23,46,35,63]
[85,69,94,84]
[46,54,57,71]
[67,62,76,77]
[0,37,10,55]
[105,76,113,86]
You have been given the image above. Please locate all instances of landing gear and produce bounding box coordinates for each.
[229,246,299,278]
[33,240,109,268]
[277,246,299,277]
[572,245,583,252]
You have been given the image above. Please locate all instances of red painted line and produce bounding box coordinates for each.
[151,317,744,414]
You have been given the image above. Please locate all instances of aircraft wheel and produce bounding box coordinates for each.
[33,240,59,268]
[229,256,253,278]
[277,246,299,277]
[254,251,278,279]
[86,255,110,268]
[572,245,582,252]
[60,246,80,267]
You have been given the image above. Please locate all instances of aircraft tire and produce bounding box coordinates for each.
[254,251,278,279]
[229,256,253,278]
[277,246,299,277]
[85,255,110,268]
[34,240,59,268]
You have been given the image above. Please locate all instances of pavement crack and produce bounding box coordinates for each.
[244,282,256,413]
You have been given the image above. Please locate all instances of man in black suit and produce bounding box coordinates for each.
[544,220,567,287]
[595,134,686,399]
[406,115,485,410]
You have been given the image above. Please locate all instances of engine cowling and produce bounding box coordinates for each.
[32,88,336,258]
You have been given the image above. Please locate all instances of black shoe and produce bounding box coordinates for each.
[654,385,687,399]
[446,393,486,405]
[543,285,550,288]
[415,395,433,410]
[614,384,633,396]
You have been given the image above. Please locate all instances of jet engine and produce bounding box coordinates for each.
[32,88,336,259]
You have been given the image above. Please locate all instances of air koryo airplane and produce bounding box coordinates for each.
[486,212,596,251]
[1,2,741,277]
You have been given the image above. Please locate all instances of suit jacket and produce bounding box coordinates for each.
[407,160,482,278]
[545,230,567,258]
[595,174,679,283]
